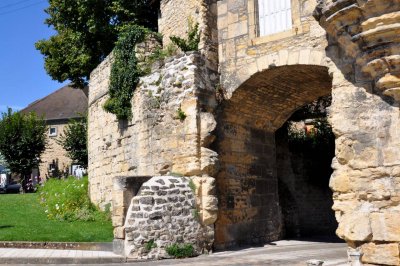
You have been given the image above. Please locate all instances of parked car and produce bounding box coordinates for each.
[0,166,9,193]
[5,181,21,194]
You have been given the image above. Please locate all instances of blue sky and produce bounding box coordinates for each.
[0,0,68,113]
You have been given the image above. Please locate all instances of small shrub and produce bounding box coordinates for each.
[165,243,194,258]
[176,107,187,121]
[170,19,200,52]
[145,239,157,251]
[39,176,106,222]
[148,44,178,63]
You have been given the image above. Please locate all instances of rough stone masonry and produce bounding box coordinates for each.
[314,1,400,265]
[88,0,400,264]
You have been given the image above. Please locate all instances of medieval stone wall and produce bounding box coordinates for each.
[88,37,221,256]
[217,0,327,95]
[314,0,400,264]
[159,0,218,72]
[89,52,218,210]
[159,0,203,48]
[87,0,400,264]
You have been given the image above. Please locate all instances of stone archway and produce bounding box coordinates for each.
[213,64,333,249]
[313,1,400,264]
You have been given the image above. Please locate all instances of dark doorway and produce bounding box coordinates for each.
[276,96,338,239]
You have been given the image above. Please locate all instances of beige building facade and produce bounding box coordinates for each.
[22,85,88,179]
[88,0,400,264]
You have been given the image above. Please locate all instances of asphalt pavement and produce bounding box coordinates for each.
[0,240,348,265]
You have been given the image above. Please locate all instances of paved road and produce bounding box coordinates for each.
[131,241,348,266]
[3,240,348,265]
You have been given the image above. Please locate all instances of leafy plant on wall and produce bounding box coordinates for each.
[170,18,201,52]
[103,25,149,119]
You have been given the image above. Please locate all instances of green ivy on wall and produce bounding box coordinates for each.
[103,24,149,120]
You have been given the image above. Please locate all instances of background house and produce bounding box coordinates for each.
[21,85,88,179]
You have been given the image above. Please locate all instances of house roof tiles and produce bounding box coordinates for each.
[21,85,88,121]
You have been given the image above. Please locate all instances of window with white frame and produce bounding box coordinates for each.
[49,126,57,137]
[258,0,292,36]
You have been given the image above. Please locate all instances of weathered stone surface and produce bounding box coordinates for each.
[370,212,400,242]
[123,176,213,259]
[336,212,372,242]
[217,0,328,95]
[315,1,400,265]
[87,0,400,263]
[191,176,218,225]
[89,50,217,208]
[361,242,400,266]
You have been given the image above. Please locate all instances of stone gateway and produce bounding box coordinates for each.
[88,0,400,265]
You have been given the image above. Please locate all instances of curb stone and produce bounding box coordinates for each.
[0,242,113,251]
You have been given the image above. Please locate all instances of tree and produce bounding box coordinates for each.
[0,153,7,167]
[0,109,47,190]
[58,115,88,168]
[35,0,159,88]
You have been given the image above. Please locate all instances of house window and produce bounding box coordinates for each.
[49,126,57,137]
[258,0,292,36]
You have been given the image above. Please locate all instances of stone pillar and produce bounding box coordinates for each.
[314,1,400,265]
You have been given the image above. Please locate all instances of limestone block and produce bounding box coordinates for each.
[288,51,299,65]
[201,176,216,196]
[256,55,269,71]
[200,112,217,146]
[114,226,125,239]
[335,136,354,165]
[267,53,279,66]
[113,206,125,218]
[278,50,289,66]
[202,210,218,225]
[112,215,125,227]
[191,176,203,197]
[112,192,125,207]
[361,242,400,266]
[200,148,219,176]
[329,170,351,193]
[299,49,311,64]
[370,212,400,242]
[218,2,227,15]
[202,195,218,211]
[336,212,372,242]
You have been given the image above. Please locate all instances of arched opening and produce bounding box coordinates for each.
[276,96,337,239]
[213,64,336,249]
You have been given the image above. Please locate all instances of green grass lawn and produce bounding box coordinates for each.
[0,193,113,242]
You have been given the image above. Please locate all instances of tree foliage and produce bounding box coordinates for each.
[35,0,159,88]
[0,109,47,180]
[58,115,88,167]
[0,153,7,167]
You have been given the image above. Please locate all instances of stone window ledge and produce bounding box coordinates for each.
[249,23,310,46]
